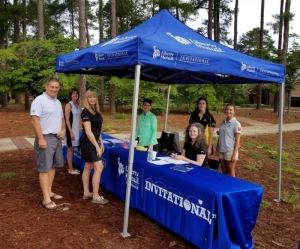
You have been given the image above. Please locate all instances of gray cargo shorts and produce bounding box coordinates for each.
[34,134,64,172]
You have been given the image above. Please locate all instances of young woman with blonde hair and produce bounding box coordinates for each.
[79,89,108,204]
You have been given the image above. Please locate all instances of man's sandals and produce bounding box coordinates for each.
[50,193,63,200]
[42,201,57,210]
[42,201,71,210]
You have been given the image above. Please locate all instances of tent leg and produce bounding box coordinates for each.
[274,82,284,202]
[163,85,171,131]
[121,64,141,237]
[55,72,58,78]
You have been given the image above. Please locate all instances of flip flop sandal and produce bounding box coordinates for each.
[42,201,57,210]
[50,193,63,200]
[68,170,81,175]
[56,203,72,207]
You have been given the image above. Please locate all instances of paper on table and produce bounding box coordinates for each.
[156,157,187,165]
[148,160,170,165]
[104,139,124,144]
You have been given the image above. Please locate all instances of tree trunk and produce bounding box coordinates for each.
[98,0,105,112]
[0,0,7,107]
[207,0,213,39]
[15,94,22,104]
[78,0,87,106]
[70,0,75,38]
[109,0,117,113]
[274,0,284,113]
[13,0,20,43]
[1,93,8,107]
[85,6,90,45]
[23,0,29,110]
[231,0,239,103]
[213,0,220,42]
[24,90,30,110]
[37,0,44,40]
[233,0,238,49]
[287,90,291,114]
[110,84,116,113]
[280,0,291,113]
[230,87,235,105]
[22,0,26,42]
[99,77,105,112]
[257,0,265,110]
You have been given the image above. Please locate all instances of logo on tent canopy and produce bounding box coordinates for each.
[241,62,257,74]
[95,53,105,61]
[153,46,174,61]
[101,35,138,47]
[166,32,191,45]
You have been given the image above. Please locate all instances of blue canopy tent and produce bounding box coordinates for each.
[56,9,285,248]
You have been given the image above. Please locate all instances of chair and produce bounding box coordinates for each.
[157,131,175,153]
[170,128,180,152]
[208,158,220,171]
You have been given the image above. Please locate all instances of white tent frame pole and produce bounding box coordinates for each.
[121,64,141,237]
[163,85,171,131]
[275,82,284,202]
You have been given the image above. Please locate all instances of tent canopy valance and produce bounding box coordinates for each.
[56,10,285,85]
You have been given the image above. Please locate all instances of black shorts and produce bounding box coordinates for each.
[79,136,102,163]
[65,129,72,147]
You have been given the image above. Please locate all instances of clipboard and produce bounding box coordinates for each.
[170,165,194,173]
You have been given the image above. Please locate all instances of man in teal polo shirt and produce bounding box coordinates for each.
[135,99,158,151]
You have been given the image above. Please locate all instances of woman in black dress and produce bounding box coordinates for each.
[80,89,108,204]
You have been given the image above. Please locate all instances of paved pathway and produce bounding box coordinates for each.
[0,117,299,152]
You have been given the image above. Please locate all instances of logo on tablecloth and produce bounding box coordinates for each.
[74,147,81,159]
[144,180,217,225]
[117,157,140,190]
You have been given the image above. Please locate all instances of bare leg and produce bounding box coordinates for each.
[92,160,104,199]
[226,160,236,177]
[67,146,75,171]
[48,168,56,196]
[219,159,228,175]
[39,168,55,203]
[82,162,93,196]
[39,172,51,204]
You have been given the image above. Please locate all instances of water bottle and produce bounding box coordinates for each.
[147,148,153,162]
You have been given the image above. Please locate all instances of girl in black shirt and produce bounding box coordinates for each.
[171,123,209,167]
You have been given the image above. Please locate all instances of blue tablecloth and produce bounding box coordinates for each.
[63,133,263,249]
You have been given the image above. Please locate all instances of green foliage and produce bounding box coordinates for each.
[245,161,263,171]
[292,204,300,212]
[269,150,289,161]
[292,185,298,191]
[237,28,277,61]
[244,141,258,149]
[249,151,265,160]
[0,38,79,99]
[0,171,18,180]
[281,190,300,204]
[282,167,295,173]
[114,113,127,120]
[261,200,271,209]
[172,84,220,112]
[245,164,256,171]
[103,126,112,132]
